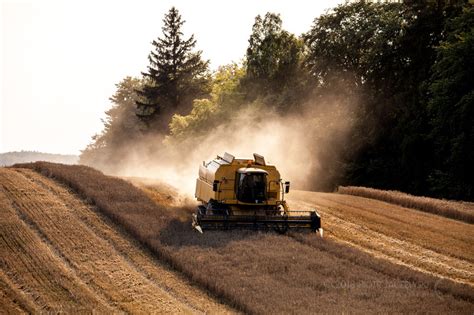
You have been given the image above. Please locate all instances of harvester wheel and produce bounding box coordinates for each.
[274,221,289,234]
[207,201,230,216]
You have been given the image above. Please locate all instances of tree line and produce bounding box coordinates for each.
[81,1,474,201]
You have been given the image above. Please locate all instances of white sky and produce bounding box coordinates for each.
[1,0,342,155]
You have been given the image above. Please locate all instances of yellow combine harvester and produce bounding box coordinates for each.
[193,152,322,235]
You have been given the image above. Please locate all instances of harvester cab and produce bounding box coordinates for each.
[192,152,323,236]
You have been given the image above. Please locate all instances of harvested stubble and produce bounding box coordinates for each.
[337,186,474,223]
[15,162,474,314]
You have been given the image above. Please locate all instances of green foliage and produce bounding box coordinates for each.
[80,77,145,170]
[105,77,146,143]
[427,6,474,199]
[136,7,210,131]
[304,2,405,91]
[304,2,409,189]
[303,1,471,199]
[82,2,473,200]
[167,63,245,142]
[246,13,300,83]
[243,13,308,112]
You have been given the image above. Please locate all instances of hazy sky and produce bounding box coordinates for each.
[1,0,342,155]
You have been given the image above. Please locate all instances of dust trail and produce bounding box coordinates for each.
[109,95,360,197]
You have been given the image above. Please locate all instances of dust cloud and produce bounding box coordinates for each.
[111,95,360,197]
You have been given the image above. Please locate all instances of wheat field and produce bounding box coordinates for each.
[7,162,473,314]
[337,186,474,223]
[0,167,232,313]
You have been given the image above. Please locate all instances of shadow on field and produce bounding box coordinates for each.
[158,214,266,248]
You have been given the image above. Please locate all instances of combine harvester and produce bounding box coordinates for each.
[193,152,322,236]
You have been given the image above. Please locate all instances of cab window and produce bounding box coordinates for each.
[236,172,267,203]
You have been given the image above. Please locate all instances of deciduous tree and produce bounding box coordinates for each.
[80,77,145,170]
[427,6,474,199]
[243,13,307,112]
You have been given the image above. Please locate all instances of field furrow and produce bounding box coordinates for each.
[0,168,232,314]
[289,191,474,286]
[0,173,114,313]
[0,268,31,314]
[17,168,234,314]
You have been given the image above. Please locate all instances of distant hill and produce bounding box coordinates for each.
[0,151,78,166]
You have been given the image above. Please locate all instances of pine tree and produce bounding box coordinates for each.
[136,7,210,131]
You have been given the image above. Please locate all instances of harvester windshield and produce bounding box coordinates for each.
[237,170,267,203]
